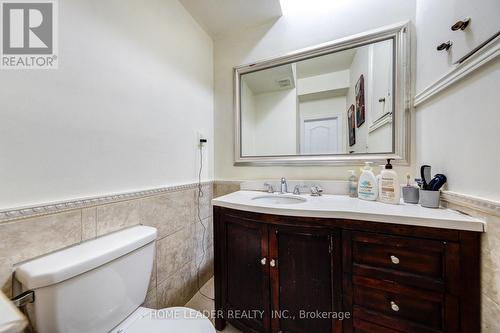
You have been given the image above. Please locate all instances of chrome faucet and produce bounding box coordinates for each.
[280,177,288,194]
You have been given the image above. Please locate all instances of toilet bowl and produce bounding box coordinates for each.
[14,226,215,333]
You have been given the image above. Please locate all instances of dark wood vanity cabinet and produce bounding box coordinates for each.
[214,207,480,333]
[269,225,342,333]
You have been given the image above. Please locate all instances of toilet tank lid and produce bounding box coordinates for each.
[15,226,157,290]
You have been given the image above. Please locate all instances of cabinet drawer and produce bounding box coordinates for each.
[353,277,444,331]
[352,233,445,280]
[354,319,404,333]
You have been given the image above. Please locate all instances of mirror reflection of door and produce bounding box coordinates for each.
[301,116,340,154]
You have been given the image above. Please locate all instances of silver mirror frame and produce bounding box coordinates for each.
[233,21,411,166]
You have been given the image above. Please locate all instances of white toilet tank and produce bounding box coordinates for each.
[15,225,157,333]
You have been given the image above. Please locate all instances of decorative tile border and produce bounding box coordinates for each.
[441,190,500,218]
[3,180,498,223]
[0,181,214,223]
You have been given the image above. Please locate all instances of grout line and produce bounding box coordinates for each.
[482,291,500,308]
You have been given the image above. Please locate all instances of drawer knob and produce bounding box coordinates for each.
[451,17,470,31]
[270,259,276,267]
[437,41,453,51]
[390,255,400,264]
[390,301,400,312]
[261,258,267,266]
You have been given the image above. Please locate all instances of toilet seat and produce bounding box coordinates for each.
[110,306,216,333]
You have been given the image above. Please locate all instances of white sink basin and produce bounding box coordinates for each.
[252,194,307,205]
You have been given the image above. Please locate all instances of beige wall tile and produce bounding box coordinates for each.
[445,201,500,330]
[149,244,157,292]
[197,184,213,220]
[482,293,500,333]
[195,217,213,258]
[481,215,500,308]
[143,288,158,309]
[82,207,97,241]
[140,189,196,239]
[157,260,198,308]
[214,183,240,198]
[196,245,214,288]
[0,211,82,297]
[96,200,140,236]
[156,224,197,284]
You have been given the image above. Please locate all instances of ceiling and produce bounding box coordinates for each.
[296,48,357,79]
[179,0,282,37]
[242,64,295,94]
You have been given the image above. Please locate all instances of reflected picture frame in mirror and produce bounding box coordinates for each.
[234,21,411,166]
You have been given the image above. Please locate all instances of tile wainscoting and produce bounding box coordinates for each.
[214,181,241,198]
[3,180,497,332]
[0,181,214,314]
[441,191,500,333]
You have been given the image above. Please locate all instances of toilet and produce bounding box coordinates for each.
[14,226,215,333]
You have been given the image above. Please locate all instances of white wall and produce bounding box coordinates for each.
[241,80,257,155]
[254,89,297,155]
[415,59,500,201]
[0,0,214,209]
[346,46,370,153]
[214,0,415,181]
[297,70,350,96]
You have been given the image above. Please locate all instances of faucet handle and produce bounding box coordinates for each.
[293,184,307,195]
[264,182,274,193]
[310,185,323,196]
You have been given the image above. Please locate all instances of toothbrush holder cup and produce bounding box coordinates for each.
[402,186,419,204]
[419,189,441,208]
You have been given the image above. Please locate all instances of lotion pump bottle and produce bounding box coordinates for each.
[379,159,401,204]
[358,162,378,201]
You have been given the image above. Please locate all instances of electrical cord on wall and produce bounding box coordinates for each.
[196,139,214,301]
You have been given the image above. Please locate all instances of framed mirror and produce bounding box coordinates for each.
[234,22,411,165]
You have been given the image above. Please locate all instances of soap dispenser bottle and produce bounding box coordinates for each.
[379,159,401,204]
[358,162,378,201]
[348,170,358,198]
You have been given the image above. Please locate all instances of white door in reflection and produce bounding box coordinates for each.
[301,116,339,154]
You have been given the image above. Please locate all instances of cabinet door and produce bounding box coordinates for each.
[269,226,341,333]
[416,0,458,92]
[451,0,500,63]
[218,214,271,333]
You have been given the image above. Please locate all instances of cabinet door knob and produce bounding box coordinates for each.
[390,301,400,312]
[261,258,267,266]
[390,255,400,264]
[270,259,276,267]
[451,17,471,31]
[378,97,386,103]
[437,41,453,51]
